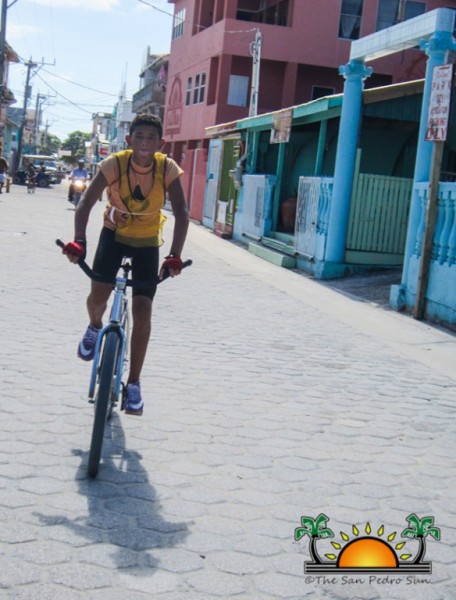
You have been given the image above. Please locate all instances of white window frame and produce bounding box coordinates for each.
[172,8,186,39]
[193,72,206,104]
[185,77,192,106]
[227,74,249,107]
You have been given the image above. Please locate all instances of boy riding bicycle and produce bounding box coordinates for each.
[63,114,189,415]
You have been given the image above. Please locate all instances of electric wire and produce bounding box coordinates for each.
[40,68,118,97]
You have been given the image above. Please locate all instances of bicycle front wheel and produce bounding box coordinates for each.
[88,331,119,477]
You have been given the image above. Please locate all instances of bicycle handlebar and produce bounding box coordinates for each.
[55,238,192,286]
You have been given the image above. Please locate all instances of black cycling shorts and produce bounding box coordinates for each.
[92,227,159,299]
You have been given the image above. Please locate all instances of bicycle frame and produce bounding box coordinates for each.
[88,261,130,405]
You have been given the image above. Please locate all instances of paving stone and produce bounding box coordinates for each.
[1,188,455,598]
[185,567,247,596]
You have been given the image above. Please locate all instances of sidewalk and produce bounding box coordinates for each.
[1,184,455,599]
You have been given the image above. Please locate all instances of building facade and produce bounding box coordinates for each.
[87,112,113,172]
[132,49,169,124]
[164,0,450,168]
[0,42,20,161]
[109,87,133,155]
[204,7,456,328]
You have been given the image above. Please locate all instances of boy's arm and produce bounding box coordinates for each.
[167,176,189,258]
[74,169,108,241]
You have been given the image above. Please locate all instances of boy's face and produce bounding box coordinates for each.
[126,125,164,166]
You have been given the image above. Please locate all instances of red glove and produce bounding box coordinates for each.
[63,240,86,261]
[161,254,183,276]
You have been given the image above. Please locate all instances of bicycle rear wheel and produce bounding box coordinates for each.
[88,331,119,477]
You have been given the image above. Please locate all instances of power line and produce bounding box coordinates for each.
[40,67,118,97]
[136,0,174,18]
[34,71,94,114]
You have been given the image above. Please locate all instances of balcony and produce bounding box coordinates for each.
[132,81,167,114]
[0,86,17,107]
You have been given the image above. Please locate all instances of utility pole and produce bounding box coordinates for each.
[14,58,37,171]
[43,119,50,148]
[33,93,49,151]
[249,29,262,118]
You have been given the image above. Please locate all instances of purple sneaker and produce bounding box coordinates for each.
[77,325,100,361]
[122,382,144,416]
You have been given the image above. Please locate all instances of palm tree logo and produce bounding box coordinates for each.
[294,513,334,564]
[401,513,441,564]
[295,513,440,574]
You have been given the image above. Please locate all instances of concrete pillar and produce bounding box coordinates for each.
[402,30,456,270]
[324,59,372,263]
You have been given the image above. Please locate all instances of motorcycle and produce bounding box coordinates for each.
[68,178,87,206]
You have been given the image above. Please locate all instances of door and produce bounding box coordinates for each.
[203,139,222,229]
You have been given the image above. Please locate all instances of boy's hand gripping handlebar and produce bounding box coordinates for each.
[56,239,192,285]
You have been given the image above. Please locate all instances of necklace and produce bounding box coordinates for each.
[129,155,154,174]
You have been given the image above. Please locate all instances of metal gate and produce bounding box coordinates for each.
[294,177,324,258]
[242,175,267,238]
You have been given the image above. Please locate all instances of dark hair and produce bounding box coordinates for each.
[129,113,163,138]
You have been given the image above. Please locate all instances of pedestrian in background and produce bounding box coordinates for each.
[0,155,9,193]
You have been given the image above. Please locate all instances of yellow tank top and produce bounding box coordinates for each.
[108,150,167,247]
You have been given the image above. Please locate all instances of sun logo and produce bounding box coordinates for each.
[294,513,440,574]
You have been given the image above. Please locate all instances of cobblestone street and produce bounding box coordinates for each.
[1,184,455,599]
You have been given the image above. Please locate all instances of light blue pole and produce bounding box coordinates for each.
[402,30,456,270]
[325,60,372,263]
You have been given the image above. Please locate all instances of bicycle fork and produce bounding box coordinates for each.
[87,326,127,404]
[87,291,129,404]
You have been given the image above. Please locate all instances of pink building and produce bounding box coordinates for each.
[165,0,452,215]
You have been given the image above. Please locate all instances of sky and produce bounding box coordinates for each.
[5,0,175,141]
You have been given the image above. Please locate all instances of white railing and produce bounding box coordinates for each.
[414,182,456,266]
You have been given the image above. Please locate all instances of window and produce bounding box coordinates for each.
[172,8,186,39]
[237,0,290,27]
[312,86,335,101]
[227,75,249,107]
[339,0,363,40]
[404,2,426,20]
[376,1,425,31]
[193,72,206,104]
[185,77,192,106]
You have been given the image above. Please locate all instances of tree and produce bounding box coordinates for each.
[401,513,440,563]
[294,513,334,564]
[39,133,61,156]
[61,131,91,165]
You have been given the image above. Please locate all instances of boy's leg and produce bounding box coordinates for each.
[87,228,123,327]
[78,228,122,361]
[78,281,112,361]
[128,244,158,383]
[87,281,113,329]
[128,295,152,383]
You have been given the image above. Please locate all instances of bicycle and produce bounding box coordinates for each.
[27,177,36,193]
[56,239,192,477]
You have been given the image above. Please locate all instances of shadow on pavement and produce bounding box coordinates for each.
[35,413,189,570]
[319,268,402,308]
